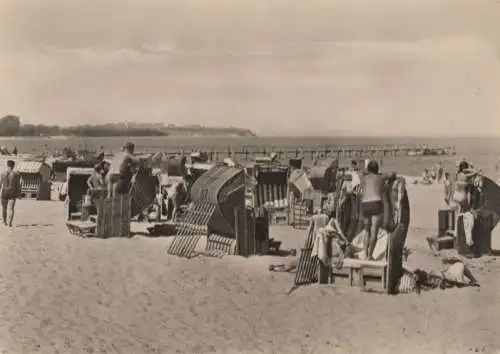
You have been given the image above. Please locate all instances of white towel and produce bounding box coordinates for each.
[311,228,329,264]
[462,211,475,247]
[351,229,389,261]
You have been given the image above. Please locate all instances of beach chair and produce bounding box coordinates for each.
[66,194,131,238]
[324,221,407,294]
[427,208,456,252]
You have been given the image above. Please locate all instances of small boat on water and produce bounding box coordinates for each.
[408,149,423,157]
[408,147,454,157]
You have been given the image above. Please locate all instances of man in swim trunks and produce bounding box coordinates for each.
[106,142,140,198]
[360,160,396,260]
[0,160,21,227]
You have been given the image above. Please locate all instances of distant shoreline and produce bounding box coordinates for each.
[0,134,256,140]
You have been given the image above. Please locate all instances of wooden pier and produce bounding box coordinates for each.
[139,144,456,162]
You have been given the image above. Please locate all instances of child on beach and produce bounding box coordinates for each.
[360,160,396,260]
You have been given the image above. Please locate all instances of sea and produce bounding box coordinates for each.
[1,136,499,179]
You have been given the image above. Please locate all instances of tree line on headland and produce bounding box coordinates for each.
[0,115,257,137]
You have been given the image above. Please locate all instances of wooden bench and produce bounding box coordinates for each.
[331,259,388,289]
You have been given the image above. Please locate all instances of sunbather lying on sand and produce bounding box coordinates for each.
[399,261,479,294]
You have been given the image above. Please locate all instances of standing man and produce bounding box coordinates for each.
[106,142,140,198]
[0,160,21,227]
[360,160,396,260]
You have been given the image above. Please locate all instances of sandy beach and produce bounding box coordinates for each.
[0,181,497,354]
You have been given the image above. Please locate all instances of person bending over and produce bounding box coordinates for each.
[360,160,395,260]
[106,142,140,198]
[0,160,21,227]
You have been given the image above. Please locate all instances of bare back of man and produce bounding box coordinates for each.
[0,162,21,227]
[107,150,139,198]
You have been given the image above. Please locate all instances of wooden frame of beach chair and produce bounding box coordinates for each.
[66,194,131,238]
[427,208,456,252]
[320,219,406,294]
[454,211,492,257]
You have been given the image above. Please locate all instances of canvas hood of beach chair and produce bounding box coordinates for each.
[52,158,100,178]
[253,155,277,164]
[129,166,159,219]
[163,156,187,177]
[249,162,289,210]
[166,165,246,258]
[188,165,245,238]
[289,169,314,201]
[288,157,303,171]
[65,167,95,220]
[308,158,339,195]
[189,162,217,182]
[190,151,209,164]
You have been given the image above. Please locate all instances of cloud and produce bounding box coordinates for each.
[26,36,497,66]
[0,0,498,135]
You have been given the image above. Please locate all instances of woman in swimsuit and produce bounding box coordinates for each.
[360,160,396,260]
[453,161,481,213]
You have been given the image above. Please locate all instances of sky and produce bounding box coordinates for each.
[0,0,499,136]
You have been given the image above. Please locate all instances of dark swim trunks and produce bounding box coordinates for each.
[362,200,384,217]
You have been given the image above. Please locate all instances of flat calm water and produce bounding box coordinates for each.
[1,136,499,178]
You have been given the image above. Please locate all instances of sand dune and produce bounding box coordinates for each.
[0,182,498,353]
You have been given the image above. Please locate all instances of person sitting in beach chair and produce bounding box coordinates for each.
[106,142,141,198]
[87,164,106,191]
[360,160,396,260]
